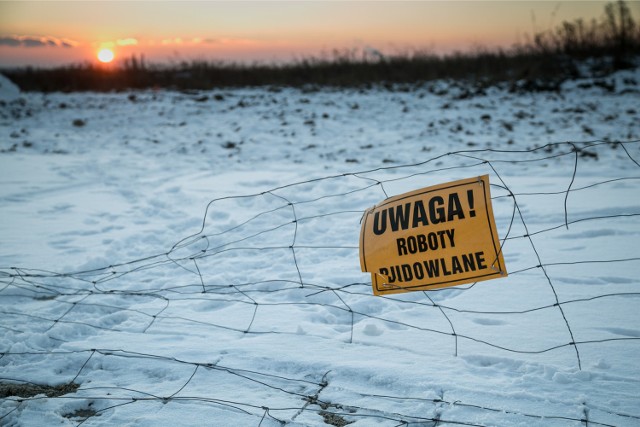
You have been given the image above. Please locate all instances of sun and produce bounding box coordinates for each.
[97,48,115,63]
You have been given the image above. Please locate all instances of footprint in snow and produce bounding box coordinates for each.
[362,323,384,336]
[472,318,507,326]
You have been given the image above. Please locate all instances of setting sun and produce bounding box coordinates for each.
[97,48,114,63]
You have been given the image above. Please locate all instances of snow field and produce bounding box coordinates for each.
[1,70,640,426]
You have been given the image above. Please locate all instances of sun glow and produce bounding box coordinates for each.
[97,48,114,63]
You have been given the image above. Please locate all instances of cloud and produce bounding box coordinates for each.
[0,35,78,48]
[22,38,46,47]
[203,38,258,46]
[161,37,183,45]
[145,36,259,47]
[0,37,21,47]
[116,38,138,46]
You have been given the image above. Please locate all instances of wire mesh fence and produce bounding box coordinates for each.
[1,140,640,426]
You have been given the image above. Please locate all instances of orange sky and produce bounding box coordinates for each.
[0,1,632,67]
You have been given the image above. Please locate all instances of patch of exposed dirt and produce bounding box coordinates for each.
[320,410,354,427]
[0,381,79,398]
[63,406,100,421]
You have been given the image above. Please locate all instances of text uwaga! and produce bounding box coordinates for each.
[371,191,488,284]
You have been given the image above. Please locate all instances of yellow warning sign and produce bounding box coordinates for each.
[360,175,507,295]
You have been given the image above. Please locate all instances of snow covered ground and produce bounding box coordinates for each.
[1,69,639,426]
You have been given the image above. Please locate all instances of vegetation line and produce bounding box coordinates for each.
[2,1,639,92]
